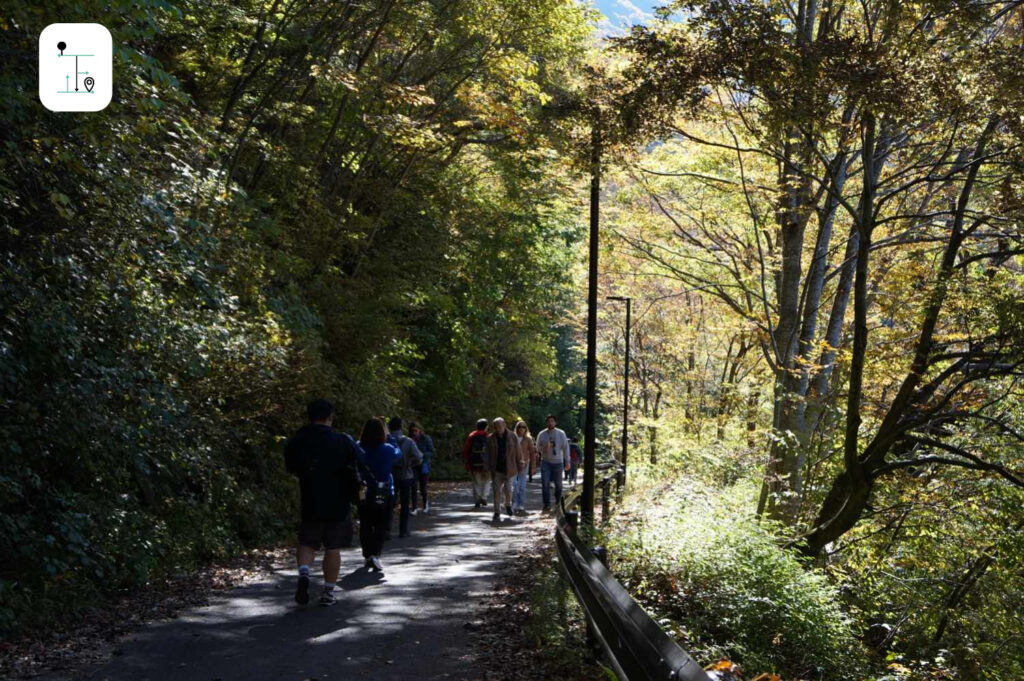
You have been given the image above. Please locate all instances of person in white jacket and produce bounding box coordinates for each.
[534,414,570,511]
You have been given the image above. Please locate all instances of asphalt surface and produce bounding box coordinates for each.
[67,479,558,681]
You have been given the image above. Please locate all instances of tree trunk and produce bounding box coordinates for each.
[791,138,851,446]
[802,116,1000,556]
[650,388,662,464]
[763,113,816,522]
[746,390,760,449]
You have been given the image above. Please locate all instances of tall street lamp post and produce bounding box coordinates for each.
[581,111,600,527]
[606,296,631,486]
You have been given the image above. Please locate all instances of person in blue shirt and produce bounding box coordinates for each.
[356,418,402,572]
[409,422,434,515]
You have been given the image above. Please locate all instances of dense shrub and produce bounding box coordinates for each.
[608,474,866,680]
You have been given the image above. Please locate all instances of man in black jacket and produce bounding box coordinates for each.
[284,399,361,607]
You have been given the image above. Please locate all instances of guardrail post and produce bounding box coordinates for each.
[552,494,714,681]
[565,510,579,532]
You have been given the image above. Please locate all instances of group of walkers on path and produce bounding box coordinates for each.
[461,414,574,522]
[284,399,575,607]
[284,400,433,606]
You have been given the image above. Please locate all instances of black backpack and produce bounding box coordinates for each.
[357,459,391,507]
[469,432,487,468]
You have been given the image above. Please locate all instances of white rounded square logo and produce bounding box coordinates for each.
[38,23,112,112]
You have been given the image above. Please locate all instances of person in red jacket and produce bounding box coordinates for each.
[462,419,490,508]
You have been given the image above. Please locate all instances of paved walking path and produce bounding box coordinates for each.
[64,479,563,681]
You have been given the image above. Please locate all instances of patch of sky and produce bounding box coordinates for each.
[590,0,678,37]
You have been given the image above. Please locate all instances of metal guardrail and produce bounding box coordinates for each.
[555,464,712,681]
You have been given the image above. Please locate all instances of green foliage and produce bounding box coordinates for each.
[603,2,1024,678]
[831,470,1024,681]
[608,468,866,680]
[0,0,592,635]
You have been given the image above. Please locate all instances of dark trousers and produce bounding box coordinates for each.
[414,469,429,508]
[359,501,390,558]
[395,477,413,536]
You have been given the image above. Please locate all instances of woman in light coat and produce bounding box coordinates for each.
[512,421,537,515]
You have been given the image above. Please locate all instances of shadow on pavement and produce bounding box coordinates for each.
[69,481,551,681]
[339,567,386,591]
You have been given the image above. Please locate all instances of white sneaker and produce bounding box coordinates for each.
[423,503,430,514]
[410,508,418,516]
[371,556,383,572]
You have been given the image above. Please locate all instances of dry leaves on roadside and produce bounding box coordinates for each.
[0,545,289,680]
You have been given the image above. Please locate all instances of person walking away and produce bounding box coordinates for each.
[374,416,397,540]
[408,422,434,515]
[284,399,361,607]
[356,418,402,573]
[462,419,490,507]
[388,417,422,538]
[564,443,572,481]
[512,421,536,516]
[568,438,583,486]
[535,414,570,512]
[485,418,523,523]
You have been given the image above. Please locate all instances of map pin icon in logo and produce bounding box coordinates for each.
[84,76,95,92]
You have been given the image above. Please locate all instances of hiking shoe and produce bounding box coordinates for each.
[318,590,337,607]
[294,575,310,605]
[371,556,383,572]
[492,512,500,523]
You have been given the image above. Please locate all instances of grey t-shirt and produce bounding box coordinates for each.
[535,427,569,465]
